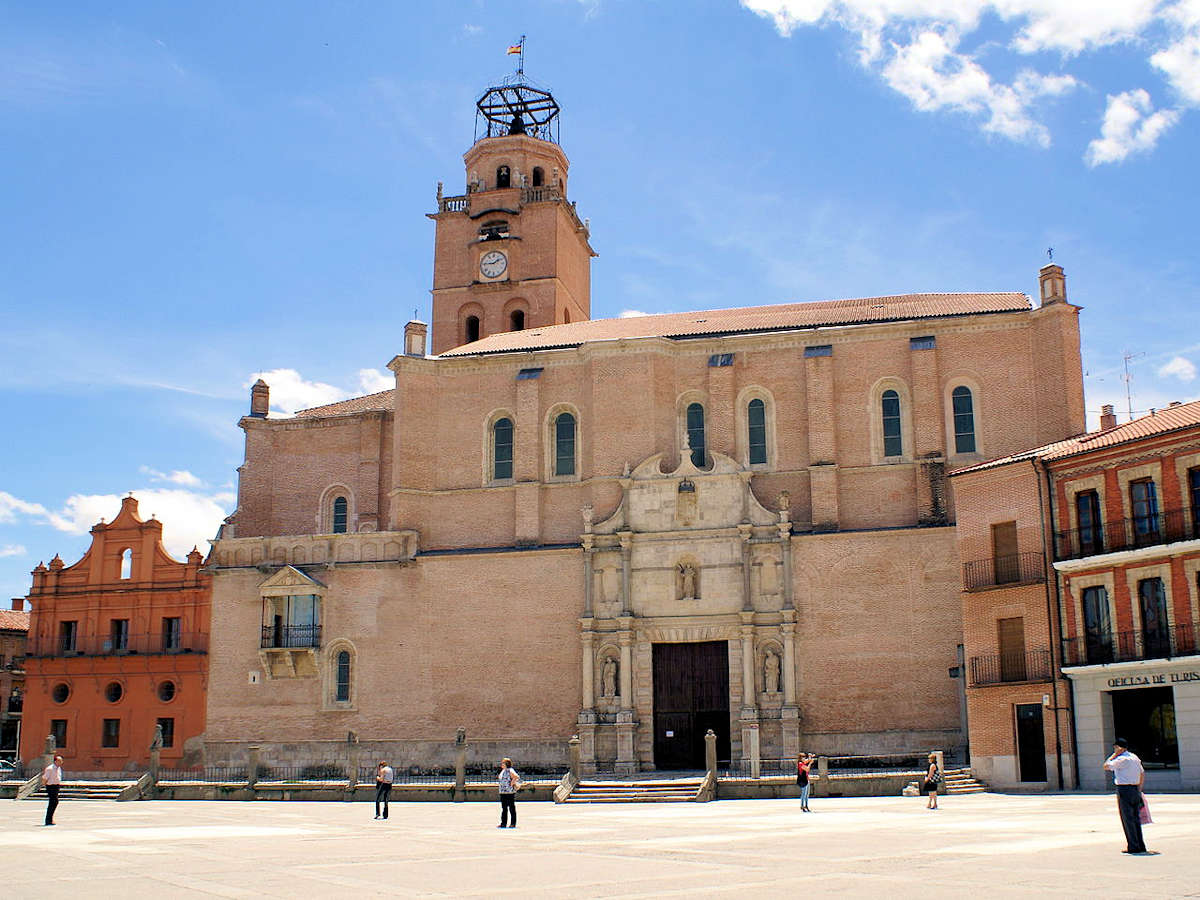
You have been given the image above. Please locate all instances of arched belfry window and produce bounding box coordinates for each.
[532,166,544,187]
[120,548,132,580]
[496,166,511,189]
[686,403,706,468]
[881,390,903,458]
[335,650,351,702]
[493,417,514,480]
[952,386,976,454]
[748,399,767,465]
[465,315,480,344]
[510,310,525,331]
[554,412,576,476]
[332,496,348,534]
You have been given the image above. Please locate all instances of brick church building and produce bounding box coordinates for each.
[203,75,1086,774]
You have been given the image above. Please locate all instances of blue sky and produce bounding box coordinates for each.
[2,0,1198,601]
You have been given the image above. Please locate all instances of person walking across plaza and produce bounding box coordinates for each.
[497,758,521,828]
[43,755,64,826]
[1103,738,1148,854]
[923,753,941,809]
[796,753,814,812]
[374,760,394,820]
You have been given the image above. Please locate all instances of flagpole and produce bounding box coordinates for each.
[518,35,525,77]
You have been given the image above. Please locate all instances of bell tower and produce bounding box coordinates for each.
[428,77,595,355]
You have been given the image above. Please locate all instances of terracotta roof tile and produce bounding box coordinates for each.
[0,609,30,631]
[292,390,394,419]
[440,292,1032,357]
[951,399,1200,476]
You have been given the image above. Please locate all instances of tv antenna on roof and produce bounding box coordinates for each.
[1122,350,1145,420]
[1047,247,1053,261]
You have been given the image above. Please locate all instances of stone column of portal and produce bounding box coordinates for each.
[738,524,754,612]
[618,531,633,617]
[616,624,637,775]
[780,619,800,763]
[577,627,597,773]
[778,521,794,611]
[582,535,595,617]
[739,617,759,766]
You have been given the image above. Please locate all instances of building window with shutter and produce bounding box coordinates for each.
[881,390,902,458]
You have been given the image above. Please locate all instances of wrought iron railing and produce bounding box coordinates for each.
[1062,622,1198,666]
[962,551,1046,590]
[1054,507,1199,561]
[26,632,208,658]
[968,650,1053,686]
[260,624,321,649]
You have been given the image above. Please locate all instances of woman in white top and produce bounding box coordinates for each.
[497,758,522,828]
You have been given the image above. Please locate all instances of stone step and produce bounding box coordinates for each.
[565,779,702,803]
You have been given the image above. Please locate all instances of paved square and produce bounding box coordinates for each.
[3,793,1196,898]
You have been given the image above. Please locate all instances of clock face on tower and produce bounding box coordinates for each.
[480,250,508,279]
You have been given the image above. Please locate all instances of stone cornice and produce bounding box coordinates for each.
[241,409,389,431]
[1052,537,1200,574]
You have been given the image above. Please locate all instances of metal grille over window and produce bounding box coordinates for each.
[881,390,902,457]
[686,403,706,468]
[748,399,767,465]
[910,335,936,350]
[803,345,832,357]
[515,367,543,380]
[707,353,733,367]
[952,386,976,453]
[554,412,576,476]
[493,418,514,480]
[336,651,351,702]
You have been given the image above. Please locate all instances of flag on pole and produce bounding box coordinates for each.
[506,42,522,55]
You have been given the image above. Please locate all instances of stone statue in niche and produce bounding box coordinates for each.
[601,656,618,698]
[764,650,781,694]
[678,562,698,600]
[581,504,594,532]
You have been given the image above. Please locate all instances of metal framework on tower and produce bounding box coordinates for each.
[474,39,561,148]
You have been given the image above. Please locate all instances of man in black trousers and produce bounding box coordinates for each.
[43,755,64,826]
[1103,738,1147,854]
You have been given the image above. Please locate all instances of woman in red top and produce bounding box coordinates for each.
[796,753,814,812]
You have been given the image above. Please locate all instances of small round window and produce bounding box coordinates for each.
[105,682,123,703]
[157,681,176,703]
[52,683,70,704]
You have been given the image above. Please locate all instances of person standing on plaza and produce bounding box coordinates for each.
[1103,738,1148,854]
[497,758,521,828]
[42,755,64,826]
[374,760,394,820]
[796,753,814,812]
[923,753,941,809]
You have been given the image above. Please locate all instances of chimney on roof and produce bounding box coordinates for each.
[1038,263,1066,306]
[250,379,269,418]
[404,320,428,358]
[10,598,23,612]
[1169,401,1182,407]
[1100,404,1117,430]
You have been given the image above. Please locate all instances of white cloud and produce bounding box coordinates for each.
[358,368,394,393]
[139,466,204,488]
[619,309,651,318]
[740,1,1194,157]
[0,491,49,524]
[1158,355,1198,382]
[0,544,26,558]
[1085,89,1181,166]
[246,368,349,415]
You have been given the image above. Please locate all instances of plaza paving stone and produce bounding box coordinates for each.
[2,792,1197,898]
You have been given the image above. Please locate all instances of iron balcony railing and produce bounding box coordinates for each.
[1061,622,1198,667]
[1054,507,1200,561]
[260,624,322,649]
[968,650,1053,686]
[26,632,208,658]
[962,551,1046,590]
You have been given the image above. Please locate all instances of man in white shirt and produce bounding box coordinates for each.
[42,755,64,827]
[1102,737,1147,854]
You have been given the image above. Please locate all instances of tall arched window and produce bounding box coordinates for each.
[952,386,976,453]
[496,165,511,188]
[120,548,132,580]
[510,310,525,331]
[686,403,706,468]
[332,496,348,534]
[881,390,902,457]
[493,417,514,480]
[335,650,351,702]
[465,315,480,343]
[532,166,544,187]
[748,399,767,465]
[554,412,576,476]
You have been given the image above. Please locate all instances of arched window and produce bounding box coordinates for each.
[532,166,544,187]
[881,390,902,457]
[465,315,480,343]
[686,403,706,468]
[496,165,511,189]
[952,386,976,453]
[510,310,525,331]
[748,399,767,465]
[335,650,351,702]
[332,496,348,534]
[120,548,132,580]
[554,412,576,476]
[493,417,514,480]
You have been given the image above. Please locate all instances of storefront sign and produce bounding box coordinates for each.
[1107,671,1200,688]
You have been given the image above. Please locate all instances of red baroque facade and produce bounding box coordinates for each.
[21,497,211,772]
[952,400,1200,790]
